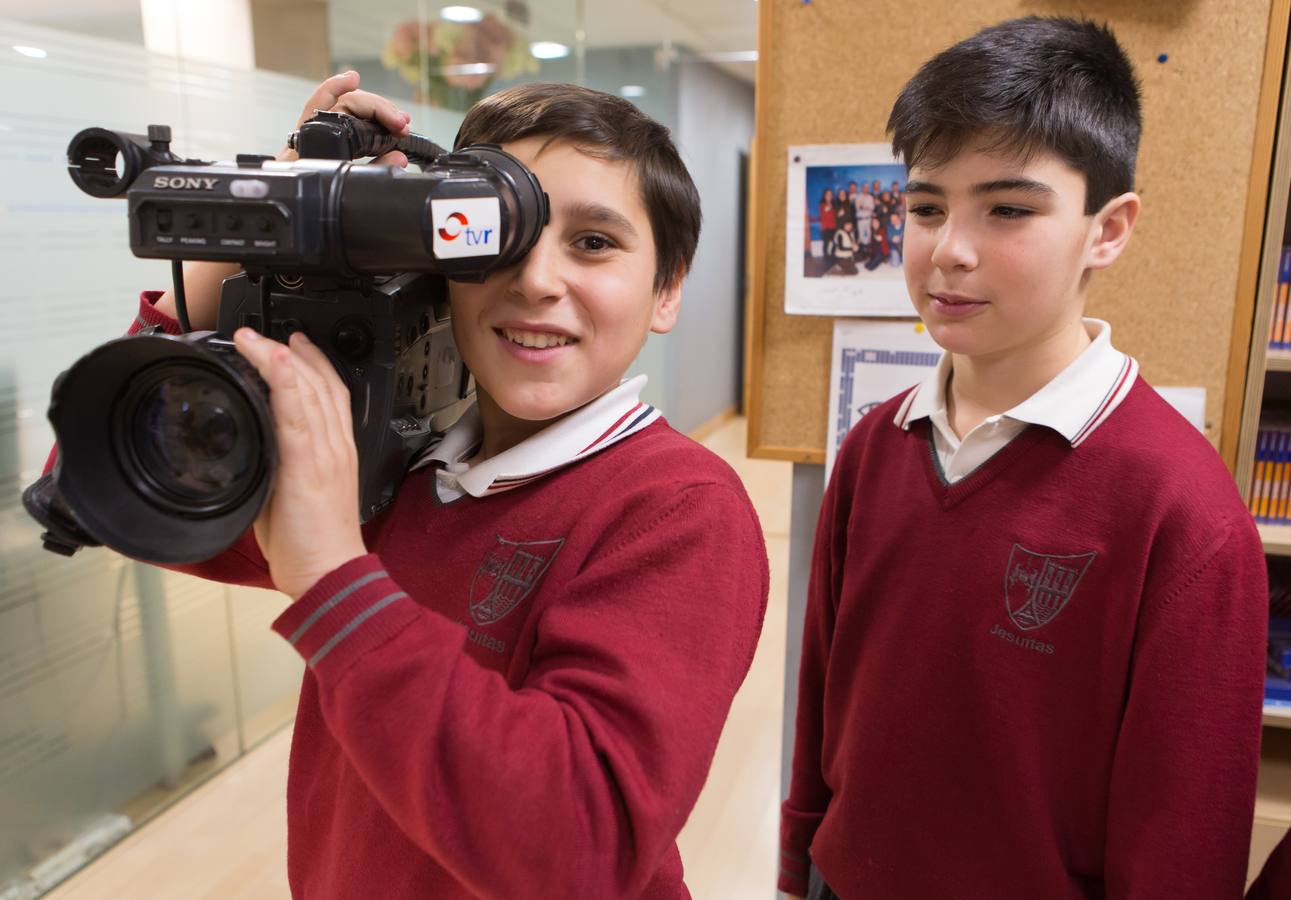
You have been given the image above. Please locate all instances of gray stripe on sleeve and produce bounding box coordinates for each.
[288,570,389,645]
[308,592,406,668]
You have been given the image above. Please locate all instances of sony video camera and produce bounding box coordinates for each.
[23,111,548,564]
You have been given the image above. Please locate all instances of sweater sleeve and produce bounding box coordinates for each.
[41,292,275,590]
[1104,513,1267,899]
[271,481,769,899]
[778,466,846,895]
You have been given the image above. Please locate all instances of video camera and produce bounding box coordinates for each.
[22,111,549,564]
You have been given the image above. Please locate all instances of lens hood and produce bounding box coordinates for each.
[48,331,276,564]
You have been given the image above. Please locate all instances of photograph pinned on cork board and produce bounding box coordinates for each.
[786,143,916,317]
[826,319,942,478]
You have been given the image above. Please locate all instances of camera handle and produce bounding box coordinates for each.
[288,111,448,169]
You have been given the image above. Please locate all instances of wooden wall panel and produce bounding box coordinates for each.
[746,0,1280,463]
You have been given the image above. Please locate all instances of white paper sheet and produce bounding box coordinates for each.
[826,319,943,479]
[1152,386,1206,433]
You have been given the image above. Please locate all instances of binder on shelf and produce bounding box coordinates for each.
[1268,617,1291,707]
[1275,431,1285,519]
[1250,418,1291,523]
[1254,429,1271,519]
[1272,246,1291,350]
[1254,430,1268,518]
[1271,430,1280,517]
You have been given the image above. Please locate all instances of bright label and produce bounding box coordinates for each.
[431,196,501,259]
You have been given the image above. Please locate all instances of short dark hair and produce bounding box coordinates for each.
[455,83,701,292]
[886,17,1141,214]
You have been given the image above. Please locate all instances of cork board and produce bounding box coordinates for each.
[746,0,1282,463]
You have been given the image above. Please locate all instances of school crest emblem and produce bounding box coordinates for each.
[1004,544,1096,631]
[469,537,565,626]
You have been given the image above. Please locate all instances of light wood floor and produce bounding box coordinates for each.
[47,416,793,900]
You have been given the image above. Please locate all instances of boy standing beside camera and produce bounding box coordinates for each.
[129,73,768,897]
[779,18,1267,899]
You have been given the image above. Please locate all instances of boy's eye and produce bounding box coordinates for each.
[575,234,615,252]
[991,205,1033,219]
[907,204,942,218]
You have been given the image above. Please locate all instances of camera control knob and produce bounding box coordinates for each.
[332,321,373,363]
[147,125,172,150]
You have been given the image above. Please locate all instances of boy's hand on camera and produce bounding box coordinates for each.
[278,70,411,169]
[233,327,367,600]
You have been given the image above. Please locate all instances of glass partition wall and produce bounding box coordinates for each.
[0,1,753,894]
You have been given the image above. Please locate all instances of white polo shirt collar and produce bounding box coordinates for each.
[409,374,661,500]
[894,318,1139,448]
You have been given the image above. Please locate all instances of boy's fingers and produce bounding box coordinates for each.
[287,332,353,433]
[297,70,361,128]
[263,346,309,442]
[279,73,408,161]
[232,327,278,376]
[332,89,411,137]
[234,330,315,456]
[371,150,409,169]
[283,349,331,468]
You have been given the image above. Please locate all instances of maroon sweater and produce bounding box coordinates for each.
[92,297,770,898]
[780,379,1266,899]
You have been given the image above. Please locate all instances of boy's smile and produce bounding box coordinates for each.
[447,136,680,458]
[902,141,1136,378]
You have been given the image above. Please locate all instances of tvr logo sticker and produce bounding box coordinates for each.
[431,197,501,259]
[437,211,493,246]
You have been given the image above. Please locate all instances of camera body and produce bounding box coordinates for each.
[129,151,536,278]
[213,269,470,522]
[25,113,548,564]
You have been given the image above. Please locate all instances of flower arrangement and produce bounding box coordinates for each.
[382,12,538,109]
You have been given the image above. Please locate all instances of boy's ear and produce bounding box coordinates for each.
[650,273,684,334]
[1086,191,1141,271]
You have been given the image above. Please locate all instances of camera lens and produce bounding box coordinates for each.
[117,363,263,515]
[47,330,275,563]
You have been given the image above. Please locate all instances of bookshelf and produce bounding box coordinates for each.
[1232,4,1291,876]
[1239,2,1291,735]
[1223,7,1291,883]
[1261,523,1291,557]
[1266,701,1291,728]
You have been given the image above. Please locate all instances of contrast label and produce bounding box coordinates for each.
[431,197,501,259]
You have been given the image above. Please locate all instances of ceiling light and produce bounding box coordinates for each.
[437,62,497,76]
[619,85,646,98]
[529,41,570,60]
[13,45,47,59]
[440,5,484,22]
[696,50,758,63]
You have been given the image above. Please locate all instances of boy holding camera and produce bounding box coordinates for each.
[779,18,1266,899]
[126,73,768,897]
